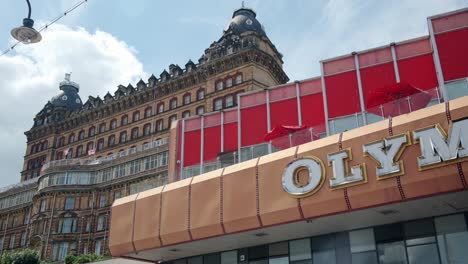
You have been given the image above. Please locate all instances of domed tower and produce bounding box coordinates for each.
[201,5,288,90]
[33,73,83,127]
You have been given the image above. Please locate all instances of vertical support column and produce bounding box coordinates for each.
[180,119,185,179]
[428,18,448,101]
[220,111,224,153]
[200,116,205,175]
[353,52,367,125]
[237,94,242,162]
[265,89,272,154]
[320,62,330,136]
[295,81,303,126]
[390,43,401,83]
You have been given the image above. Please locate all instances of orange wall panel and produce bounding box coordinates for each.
[133,187,164,252]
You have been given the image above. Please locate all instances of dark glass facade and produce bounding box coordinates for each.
[166,213,468,264]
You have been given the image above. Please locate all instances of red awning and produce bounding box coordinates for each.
[265,125,308,141]
[366,82,432,117]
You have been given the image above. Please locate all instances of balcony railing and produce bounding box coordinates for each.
[179,86,463,179]
[41,137,168,172]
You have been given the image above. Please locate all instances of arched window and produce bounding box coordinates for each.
[121,115,128,126]
[76,145,84,157]
[68,133,75,144]
[37,143,42,152]
[197,89,205,101]
[110,119,117,130]
[131,127,139,140]
[213,98,223,111]
[196,106,205,115]
[182,110,190,118]
[156,119,164,131]
[86,142,94,153]
[66,148,73,159]
[216,81,224,91]
[130,145,137,154]
[133,111,140,122]
[119,131,127,143]
[144,107,152,118]
[78,130,85,141]
[143,123,151,136]
[56,151,63,160]
[99,123,106,133]
[170,98,177,109]
[30,145,35,154]
[157,103,164,113]
[42,141,48,150]
[226,78,233,88]
[107,152,113,156]
[108,135,115,147]
[225,94,234,108]
[58,137,65,147]
[168,115,177,127]
[88,126,96,137]
[183,93,191,105]
[235,74,243,85]
[97,139,104,151]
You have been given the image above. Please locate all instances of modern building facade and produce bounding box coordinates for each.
[0,7,288,262]
[109,7,468,264]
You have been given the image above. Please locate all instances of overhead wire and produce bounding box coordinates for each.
[0,0,89,57]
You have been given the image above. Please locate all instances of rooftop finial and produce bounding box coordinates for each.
[65,72,71,81]
[241,1,244,8]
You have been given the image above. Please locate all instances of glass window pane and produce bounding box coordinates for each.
[269,242,288,257]
[204,253,220,264]
[188,256,203,264]
[375,223,404,243]
[221,250,237,264]
[404,219,435,239]
[352,251,378,264]
[377,241,407,264]
[407,243,440,264]
[446,79,468,100]
[249,245,268,260]
[435,214,468,264]
[269,256,288,264]
[289,239,311,261]
[312,235,336,264]
[350,228,376,253]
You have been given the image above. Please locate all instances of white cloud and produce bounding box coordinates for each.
[0,24,145,187]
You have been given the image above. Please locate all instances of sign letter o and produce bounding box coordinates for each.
[282,157,325,197]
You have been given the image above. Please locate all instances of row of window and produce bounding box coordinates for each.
[0,231,27,251]
[215,73,243,91]
[168,213,468,264]
[0,190,35,211]
[0,211,30,231]
[30,140,49,154]
[213,90,244,111]
[38,151,168,191]
[51,240,103,261]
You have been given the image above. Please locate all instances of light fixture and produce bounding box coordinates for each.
[11,0,42,44]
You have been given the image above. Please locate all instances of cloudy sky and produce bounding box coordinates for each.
[0,0,466,187]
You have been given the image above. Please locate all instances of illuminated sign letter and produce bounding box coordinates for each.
[363,134,409,178]
[328,149,365,189]
[282,157,325,197]
[413,119,468,168]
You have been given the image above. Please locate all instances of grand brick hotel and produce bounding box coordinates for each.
[0,6,467,264]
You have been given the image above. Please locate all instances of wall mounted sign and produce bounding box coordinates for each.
[282,119,468,197]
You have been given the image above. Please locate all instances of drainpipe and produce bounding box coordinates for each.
[43,193,56,259]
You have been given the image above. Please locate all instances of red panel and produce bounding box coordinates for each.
[183,130,201,167]
[359,48,392,68]
[395,38,431,59]
[360,62,396,108]
[436,28,468,81]
[223,122,238,152]
[241,105,267,146]
[432,11,468,34]
[323,56,355,75]
[325,71,361,118]
[269,85,296,102]
[300,78,322,95]
[204,126,221,162]
[398,54,438,90]
[300,93,325,127]
[270,99,298,127]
